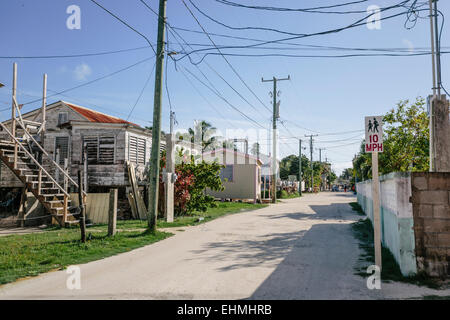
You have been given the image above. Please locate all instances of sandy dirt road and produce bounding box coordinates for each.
[0,192,448,299]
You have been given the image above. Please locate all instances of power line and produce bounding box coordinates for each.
[0,46,150,59]
[181,66,267,130]
[177,1,417,61]
[181,0,271,113]
[126,61,157,121]
[21,56,155,107]
[188,51,449,65]
[138,0,271,125]
[89,0,156,55]
[213,0,371,14]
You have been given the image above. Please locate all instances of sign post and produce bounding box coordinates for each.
[365,116,383,271]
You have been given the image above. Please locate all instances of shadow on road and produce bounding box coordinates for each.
[189,230,308,271]
[187,198,367,298]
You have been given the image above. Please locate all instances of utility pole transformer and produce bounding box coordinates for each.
[148,0,167,231]
[262,75,290,203]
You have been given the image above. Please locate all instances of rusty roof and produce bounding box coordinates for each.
[65,102,138,126]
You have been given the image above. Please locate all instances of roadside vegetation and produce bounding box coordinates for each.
[351,218,441,289]
[0,200,266,285]
[0,228,171,285]
[349,202,365,216]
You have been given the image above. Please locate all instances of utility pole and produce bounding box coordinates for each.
[428,0,450,172]
[305,134,318,192]
[298,139,302,196]
[148,0,167,232]
[262,75,290,203]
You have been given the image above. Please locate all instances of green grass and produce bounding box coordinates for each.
[103,201,268,229]
[352,218,441,289]
[349,202,366,216]
[0,201,267,285]
[0,228,171,285]
[280,192,301,199]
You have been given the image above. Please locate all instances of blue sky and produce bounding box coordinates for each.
[0,0,448,175]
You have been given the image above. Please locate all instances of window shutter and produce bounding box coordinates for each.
[99,136,115,164]
[58,112,68,126]
[55,136,69,165]
[83,136,99,164]
[129,136,146,165]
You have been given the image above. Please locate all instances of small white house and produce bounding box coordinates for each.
[202,148,262,203]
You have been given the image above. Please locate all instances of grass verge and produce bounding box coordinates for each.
[0,201,266,285]
[352,218,441,289]
[0,229,171,285]
[102,201,268,230]
[279,192,301,199]
[349,202,365,216]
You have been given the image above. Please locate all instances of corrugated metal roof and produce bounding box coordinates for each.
[65,103,137,125]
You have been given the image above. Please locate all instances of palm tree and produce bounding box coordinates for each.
[187,120,218,152]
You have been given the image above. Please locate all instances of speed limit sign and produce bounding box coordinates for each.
[365,116,383,153]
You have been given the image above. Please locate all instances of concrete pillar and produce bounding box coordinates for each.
[164,174,174,223]
[108,189,117,236]
[433,96,450,172]
[164,134,175,222]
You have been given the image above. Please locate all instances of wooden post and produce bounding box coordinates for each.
[17,187,27,227]
[41,74,47,144]
[55,148,60,182]
[37,168,42,195]
[77,170,86,243]
[372,152,382,270]
[63,158,68,192]
[108,189,118,236]
[83,146,88,193]
[11,64,18,168]
[63,194,68,225]
[11,63,16,143]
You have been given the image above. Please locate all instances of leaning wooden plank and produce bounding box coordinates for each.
[127,161,140,218]
[128,161,147,220]
[127,192,138,219]
[135,187,147,220]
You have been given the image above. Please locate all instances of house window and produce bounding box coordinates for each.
[55,136,69,165]
[58,112,68,126]
[83,135,115,165]
[128,135,146,165]
[219,165,233,182]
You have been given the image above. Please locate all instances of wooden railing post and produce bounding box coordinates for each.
[13,142,18,169]
[11,63,17,143]
[37,168,42,195]
[63,194,68,225]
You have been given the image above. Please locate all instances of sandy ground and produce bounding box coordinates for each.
[0,192,449,300]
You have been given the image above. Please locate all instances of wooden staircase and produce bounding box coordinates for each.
[0,140,78,226]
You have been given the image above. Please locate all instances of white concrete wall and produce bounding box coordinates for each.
[356,172,417,276]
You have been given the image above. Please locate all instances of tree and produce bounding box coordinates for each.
[279,154,335,190]
[187,120,218,152]
[353,97,429,180]
[340,168,353,181]
[159,149,224,215]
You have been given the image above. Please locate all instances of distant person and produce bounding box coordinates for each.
[344,185,347,192]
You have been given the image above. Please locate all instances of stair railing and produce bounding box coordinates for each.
[0,121,68,197]
[11,97,86,196]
